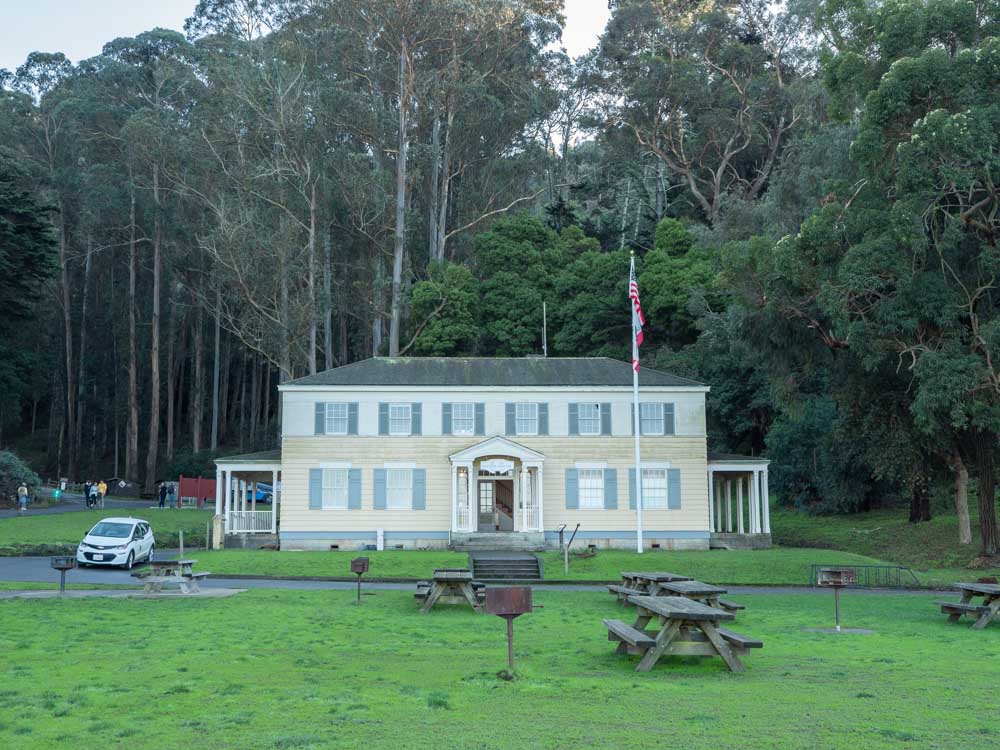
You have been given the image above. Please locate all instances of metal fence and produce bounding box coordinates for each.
[808,564,920,588]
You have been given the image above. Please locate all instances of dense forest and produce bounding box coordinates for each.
[2,0,999,553]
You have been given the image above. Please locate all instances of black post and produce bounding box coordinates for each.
[356,572,362,604]
[834,587,841,632]
[506,616,515,672]
[59,569,67,595]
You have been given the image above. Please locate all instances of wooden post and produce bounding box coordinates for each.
[737,476,745,534]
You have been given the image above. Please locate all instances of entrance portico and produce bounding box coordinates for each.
[214,450,283,544]
[448,437,545,534]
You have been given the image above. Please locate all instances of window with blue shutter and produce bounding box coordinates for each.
[411,403,422,435]
[309,469,323,509]
[505,403,516,435]
[667,468,681,509]
[373,469,387,509]
[664,403,675,435]
[538,402,549,435]
[314,403,326,435]
[565,468,579,509]
[603,469,618,510]
[348,403,359,435]
[442,403,453,435]
[568,403,579,435]
[378,403,389,435]
[474,403,485,435]
[601,403,612,435]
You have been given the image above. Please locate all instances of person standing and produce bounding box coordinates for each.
[97,479,107,509]
[88,482,99,508]
[83,480,92,508]
[158,482,167,509]
[16,482,28,514]
[167,482,176,508]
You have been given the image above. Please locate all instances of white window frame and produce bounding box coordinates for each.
[322,467,349,509]
[388,403,412,436]
[515,402,538,436]
[386,467,413,510]
[578,403,601,436]
[578,467,604,509]
[641,467,669,509]
[451,402,475,436]
[640,402,664,436]
[325,402,349,435]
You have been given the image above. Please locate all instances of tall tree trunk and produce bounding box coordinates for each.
[219,333,231,444]
[968,431,1000,556]
[211,289,221,451]
[908,467,931,523]
[238,349,247,453]
[75,236,93,465]
[322,225,334,369]
[389,40,410,356]
[428,113,441,260]
[655,159,666,220]
[436,106,453,261]
[126,184,139,482]
[165,292,177,462]
[950,450,972,545]
[57,206,77,479]
[262,365,271,438]
[249,357,260,445]
[144,162,162,494]
[307,182,318,375]
[191,302,205,454]
[373,252,384,356]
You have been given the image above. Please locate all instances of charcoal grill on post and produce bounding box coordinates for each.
[485,587,536,674]
[351,557,369,604]
[817,567,856,632]
[50,556,76,595]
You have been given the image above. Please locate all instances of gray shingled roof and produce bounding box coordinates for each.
[215,449,282,464]
[283,357,703,388]
[708,452,769,463]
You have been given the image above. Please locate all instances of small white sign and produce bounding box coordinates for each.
[376,529,385,551]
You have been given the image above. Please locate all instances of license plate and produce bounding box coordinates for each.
[92,554,104,561]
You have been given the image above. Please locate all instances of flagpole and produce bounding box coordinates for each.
[630,250,644,554]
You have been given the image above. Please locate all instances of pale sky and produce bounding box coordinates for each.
[0,0,610,73]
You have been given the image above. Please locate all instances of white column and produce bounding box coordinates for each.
[520,468,528,532]
[707,468,715,533]
[762,467,771,534]
[271,469,278,533]
[251,480,257,512]
[214,469,223,516]
[536,464,544,533]
[750,470,759,534]
[224,470,231,534]
[723,479,730,533]
[450,464,458,533]
[716,478,723,532]
[465,463,474,532]
[736,475,745,534]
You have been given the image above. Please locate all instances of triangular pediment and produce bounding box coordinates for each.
[448,435,545,463]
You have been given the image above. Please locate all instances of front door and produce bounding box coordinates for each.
[478,479,514,531]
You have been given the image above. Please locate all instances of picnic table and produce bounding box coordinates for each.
[415,569,485,614]
[937,583,1000,629]
[131,559,211,594]
[655,579,745,613]
[609,571,692,602]
[604,595,762,673]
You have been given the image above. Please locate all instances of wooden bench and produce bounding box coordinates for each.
[718,598,746,612]
[608,584,644,602]
[132,571,211,594]
[717,628,763,650]
[603,619,656,649]
[937,602,990,616]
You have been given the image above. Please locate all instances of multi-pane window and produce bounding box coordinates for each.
[389,404,412,435]
[578,468,604,508]
[640,403,664,435]
[515,403,538,435]
[478,481,494,514]
[642,468,668,508]
[578,403,601,435]
[325,403,349,435]
[322,468,349,509]
[452,403,475,435]
[386,468,412,509]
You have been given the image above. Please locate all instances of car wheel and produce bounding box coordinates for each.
[147,545,154,562]
[124,551,134,570]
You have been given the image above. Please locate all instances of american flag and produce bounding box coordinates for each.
[629,255,645,371]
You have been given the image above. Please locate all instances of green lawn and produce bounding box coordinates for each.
[1,589,996,749]
[0,509,214,555]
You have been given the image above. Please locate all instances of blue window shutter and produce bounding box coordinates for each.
[565,469,579,509]
[348,469,362,509]
[628,468,636,510]
[601,403,612,436]
[314,403,326,435]
[442,403,452,435]
[664,403,675,435]
[309,469,323,509]
[412,469,426,510]
[411,403,422,435]
[373,469,387,509]
[604,469,618,510]
[668,468,681,509]
[348,403,359,435]
[505,403,516,435]
[568,403,579,435]
[378,403,389,435]
[474,403,485,435]
[538,403,549,435]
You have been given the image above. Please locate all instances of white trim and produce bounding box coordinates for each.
[708,461,769,473]
[280,384,710,393]
[577,402,602,435]
[388,403,412,436]
[574,461,608,470]
[448,435,545,463]
[383,461,416,469]
[318,461,352,469]
[215,462,282,472]
[637,460,671,469]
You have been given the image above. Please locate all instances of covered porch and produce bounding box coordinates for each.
[448,436,545,534]
[707,453,771,549]
[214,450,282,539]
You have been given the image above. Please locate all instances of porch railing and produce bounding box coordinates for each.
[228,510,274,534]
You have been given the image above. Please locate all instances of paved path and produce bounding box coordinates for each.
[0,556,936,595]
[0,494,156,519]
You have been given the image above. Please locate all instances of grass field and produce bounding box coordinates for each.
[0,509,214,555]
[1,588,997,749]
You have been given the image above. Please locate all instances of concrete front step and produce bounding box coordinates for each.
[469,551,542,581]
[450,532,548,552]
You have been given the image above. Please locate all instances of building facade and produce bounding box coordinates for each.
[214,357,771,551]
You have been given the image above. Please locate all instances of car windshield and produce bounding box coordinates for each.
[88,522,133,538]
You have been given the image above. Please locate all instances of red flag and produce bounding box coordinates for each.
[629,256,644,371]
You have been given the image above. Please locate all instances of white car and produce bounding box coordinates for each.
[76,517,155,569]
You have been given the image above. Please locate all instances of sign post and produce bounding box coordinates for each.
[351,557,369,604]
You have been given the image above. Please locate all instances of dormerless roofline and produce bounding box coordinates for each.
[278,384,710,393]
